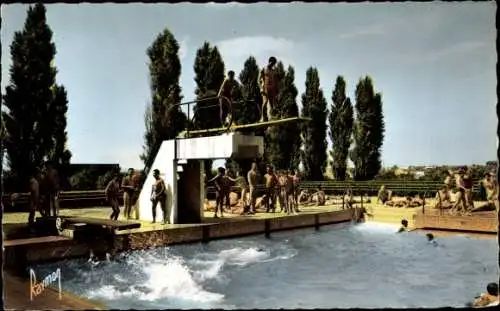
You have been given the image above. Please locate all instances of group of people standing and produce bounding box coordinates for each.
[207,162,302,218]
[25,161,61,226]
[435,167,498,214]
[216,56,280,127]
[104,168,142,221]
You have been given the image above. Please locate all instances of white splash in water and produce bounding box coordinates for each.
[87,254,224,306]
[218,247,269,266]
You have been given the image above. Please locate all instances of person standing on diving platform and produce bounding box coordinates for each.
[218,70,239,127]
[259,56,279,122]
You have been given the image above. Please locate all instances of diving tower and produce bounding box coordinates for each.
[137,132,264,224]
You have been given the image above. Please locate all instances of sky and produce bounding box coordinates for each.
[1,2,497,170]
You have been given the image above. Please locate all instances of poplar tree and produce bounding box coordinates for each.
[300,67,328,180]
[328,76,354,181]
[141,28,187,174]
[192,42,225,178]
[351,76,385,180]
[2,3,62,190]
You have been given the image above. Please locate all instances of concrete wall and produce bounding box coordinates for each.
[414,211,498,233]
[138,140,177,223]
[4,209,357,266]
[176,133,264,159]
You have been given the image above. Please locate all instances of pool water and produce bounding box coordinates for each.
[34,222,498,309]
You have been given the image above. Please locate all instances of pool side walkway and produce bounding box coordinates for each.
[4,271,105,310]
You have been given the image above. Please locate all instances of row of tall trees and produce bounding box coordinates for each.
[141,27,385,181]
[2,4,72,191]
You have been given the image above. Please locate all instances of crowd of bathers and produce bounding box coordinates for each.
[205,163,303,218]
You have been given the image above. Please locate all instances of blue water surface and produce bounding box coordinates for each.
[34,222,499,309]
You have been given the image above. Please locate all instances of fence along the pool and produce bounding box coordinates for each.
[3,180,484,210]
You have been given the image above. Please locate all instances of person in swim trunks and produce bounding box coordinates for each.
[217,70,239,126]
[150,169,168,224]
[264,165,278,212]
[259,56,278,122]
[105,173,121,221]
[247,162,259,214]
[208,167,226,218]
[122,168,136,219]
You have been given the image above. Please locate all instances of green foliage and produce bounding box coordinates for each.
[351,76,385,181]
[266,65,301,171]
[193,42,226,130]
[264,61,286,169]
[141,28,187,175]
[192,42,225,178]
[2,4,64,191]
[70,167,120,190]
[48,85,72,189]
[328,76,354,181]
[300,67,328,180]
[69,169,97,190]
[234,56,261,127]
[96,170,119,189]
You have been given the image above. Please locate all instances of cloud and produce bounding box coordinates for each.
[216,35,298,70]
[338,25,387,40]
[425,40,488,62]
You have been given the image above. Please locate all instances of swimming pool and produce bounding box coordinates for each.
[33,222,498,309]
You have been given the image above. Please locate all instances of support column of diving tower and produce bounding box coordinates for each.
[137,132,264,224]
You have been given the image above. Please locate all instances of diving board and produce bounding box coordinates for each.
[179,116,312,137]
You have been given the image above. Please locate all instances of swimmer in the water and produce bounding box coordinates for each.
[426,233,438,246]
[397,219,408,233]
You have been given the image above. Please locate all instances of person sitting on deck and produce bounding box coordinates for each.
[217,70,239,126]
[298,189,310,204]
[377,185,391,204]
[397,219,409,233]
[208,167,226,218]
[385,196,410,208]
[310,186,326,206]
[232,170,250,215]
[222,169,237,213]
[105,173,121,221]
[435,188,453,209]
[472,282,499,307]
[471,172,498,213]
